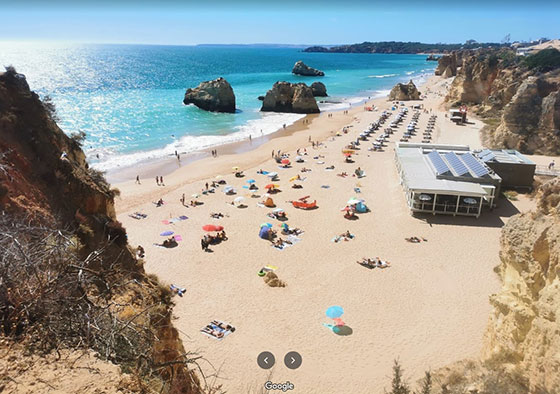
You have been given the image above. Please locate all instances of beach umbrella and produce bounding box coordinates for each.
[289,175,299,182]
[232,166,239,171]
[191,193,199,198]
[265,183,279,189]
[202,224,223,232]
[223,186,234,193]
[326,306,344,319]
[295,156,304,162]
[234,196,245,203]
[281,159,290,165]
[246,179,256,184]
[260,222,273,228]
[347,198,362,205]
[273,208,284,213]
[267,172,278,178]
[160,231,174,236]
[418,194,432,201]
[340,206,352,212]
[344,152,353,157]
[215,175,222,179]
[259,226,270,239]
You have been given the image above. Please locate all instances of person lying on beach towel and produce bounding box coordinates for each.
[332,230,355,243]
[405,236,427,243]
[337,172,348,177]
[154,198,165,207]
[325,165,335,170]
[200,320,235,340]
[210,212,226,219]
[357,257,391,269]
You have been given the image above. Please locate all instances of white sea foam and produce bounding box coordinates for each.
[91,112,304,172]
[368,74,397,78]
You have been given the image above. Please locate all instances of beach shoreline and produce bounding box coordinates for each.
[105,72,434,185]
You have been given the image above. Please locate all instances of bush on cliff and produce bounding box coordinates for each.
[524,48,560,72]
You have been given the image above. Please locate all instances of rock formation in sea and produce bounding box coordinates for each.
[260,82,320,114]
[0,67,204,393]
[426,54,440,61]
[183,77,236,113]
[440,48,560,155]
[292,61,325,77]
[388,80,421,100]
[429,177,560,393]
[310,81,328,97]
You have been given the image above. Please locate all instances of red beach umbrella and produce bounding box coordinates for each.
[202,224,224,232]
[265,183,279,189]
[281,159,290,165]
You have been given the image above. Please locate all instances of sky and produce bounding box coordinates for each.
[0,0,558,46]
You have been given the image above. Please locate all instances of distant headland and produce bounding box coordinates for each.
[303,41,507,54]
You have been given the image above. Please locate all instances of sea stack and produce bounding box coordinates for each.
[292,61,325,77]
[183,77,236,113]
[261,82,320,114]
[311,82,328,97]
[388,80,421,101]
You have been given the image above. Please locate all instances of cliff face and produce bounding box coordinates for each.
[483,177,560,392]
[0,68,203,393]
[431,178,560,394]
[439,49,560,155]
[388,80,421,101]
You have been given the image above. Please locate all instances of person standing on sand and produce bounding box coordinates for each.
[549,160,556,170]
[160,176,164,186]
[181,193,185,206]
[156,176,159,186]
[272,150,274,158]
[249,134,252,142]
[136,175,141,184]
[205,182,209,191]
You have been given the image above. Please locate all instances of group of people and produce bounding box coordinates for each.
[357,257,391,269]
[405,236,426,243]
[211,149,218,157]
[155,176,165,186]
[201,231,228,251]
[201,321,235,339]
[162,236,178,248]
[136,245,145,258]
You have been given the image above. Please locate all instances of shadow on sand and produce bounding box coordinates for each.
[414,197,520,228]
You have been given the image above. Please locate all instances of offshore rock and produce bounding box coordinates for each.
[310,81,328,97]
[183,77,236,113]
[261,82,320,114]
[292,61,325,77]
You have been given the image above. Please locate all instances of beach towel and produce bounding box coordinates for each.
[162,216,188,225]
[321,185,330,189]
[174,235,183,242]
[200,320,235,341]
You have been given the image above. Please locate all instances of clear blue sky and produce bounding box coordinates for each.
[1,1,558,45]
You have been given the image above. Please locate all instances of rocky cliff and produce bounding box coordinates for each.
[388,80,421,101]
[292,60,325,76]
[0,68,204,393]
[183,77,236,113]
[439,48,560,155]
[261,82,320,114]
[429,178,560,394]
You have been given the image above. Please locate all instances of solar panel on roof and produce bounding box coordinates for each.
[461,153,489,177]
[427,150,450,175]
[444,152,470,176]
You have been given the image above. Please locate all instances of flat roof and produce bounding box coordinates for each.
[396,144,499,196]
[476,149,535,165]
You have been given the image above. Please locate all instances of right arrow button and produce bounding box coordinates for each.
[284,351,302,369]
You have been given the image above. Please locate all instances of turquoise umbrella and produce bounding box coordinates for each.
[326,306,344,319]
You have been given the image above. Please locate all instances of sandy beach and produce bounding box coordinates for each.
[114,76,539,393]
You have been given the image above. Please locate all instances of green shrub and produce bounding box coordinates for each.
[524,48,560,72]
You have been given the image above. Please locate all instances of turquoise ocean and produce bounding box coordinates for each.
[0,43,435,172]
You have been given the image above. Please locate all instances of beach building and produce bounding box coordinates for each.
[395,143,502,218]
[449,107,467,124]
[475,149,535,189]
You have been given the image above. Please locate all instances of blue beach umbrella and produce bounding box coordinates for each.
[247,179,256,184]
[160,231,174,236]
[260,222,273,228]
[259,226,270,239]
[326,306,344,319]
